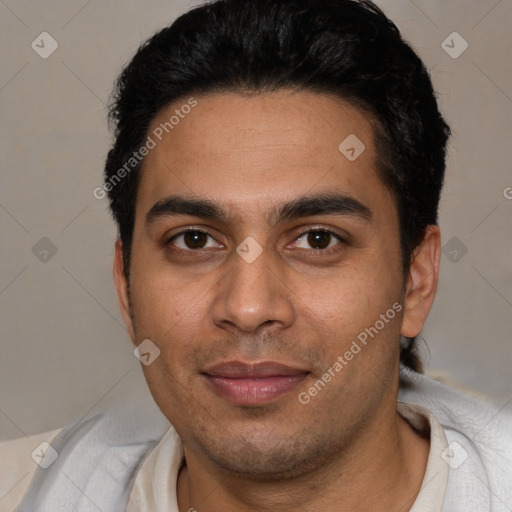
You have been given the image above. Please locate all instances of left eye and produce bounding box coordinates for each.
[292,230,344,250]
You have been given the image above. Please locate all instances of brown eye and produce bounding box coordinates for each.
[307,231,332,249]
[183,231,208,249]
[169,230,218,250]
[294,230,343,251]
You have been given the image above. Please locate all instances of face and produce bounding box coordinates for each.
[114,90,428,478]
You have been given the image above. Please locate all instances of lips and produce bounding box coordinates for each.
[202,361,309,406]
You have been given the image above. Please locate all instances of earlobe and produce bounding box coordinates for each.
[113,240,136,343]
[401,225,441,338]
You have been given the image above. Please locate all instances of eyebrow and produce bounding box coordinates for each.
[145,192,372,226]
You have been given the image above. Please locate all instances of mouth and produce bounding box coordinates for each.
[201,360,310,406]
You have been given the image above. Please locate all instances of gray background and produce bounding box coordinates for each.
[1,0,511,442]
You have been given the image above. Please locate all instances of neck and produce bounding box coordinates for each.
[177,405,430,512]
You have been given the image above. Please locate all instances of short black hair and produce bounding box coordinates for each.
[104,0,451,373]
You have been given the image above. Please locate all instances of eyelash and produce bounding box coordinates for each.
[165,227,348,254]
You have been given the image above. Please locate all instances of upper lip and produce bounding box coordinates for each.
[203,360,309,379]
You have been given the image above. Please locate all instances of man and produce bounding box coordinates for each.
[2,0,511,510]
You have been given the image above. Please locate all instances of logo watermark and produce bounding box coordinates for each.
[134,338,161,366]
[31,441,59,469]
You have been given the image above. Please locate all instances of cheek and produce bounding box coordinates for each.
[129,258,210,358]
[130,270,204,413]
[132,240,197,309]
[301,258,399,320]
[294,258,403,361]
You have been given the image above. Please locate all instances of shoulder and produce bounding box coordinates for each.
[0,429,63,512]
[399,368,512,444]
[399,368,512,503]
[8,400,171,512]
[399,368,512,432]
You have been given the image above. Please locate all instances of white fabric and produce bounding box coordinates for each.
[399,369,512,511]
[0,429,62,512]
[11,400,171,512]
[399,404,449,512]
[125,428,183,512]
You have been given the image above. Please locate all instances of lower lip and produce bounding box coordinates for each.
[203,374,308,406]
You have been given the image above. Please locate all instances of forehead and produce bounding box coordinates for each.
[135,90,390,222]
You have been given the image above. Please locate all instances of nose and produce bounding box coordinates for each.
[211,244,295,334]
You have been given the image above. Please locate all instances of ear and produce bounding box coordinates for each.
[113,239,136,343]
[401,225,441,338]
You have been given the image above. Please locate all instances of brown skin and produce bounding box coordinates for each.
[113,90,440,512]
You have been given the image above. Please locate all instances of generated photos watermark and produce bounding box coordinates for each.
[93,97,198,200]
[298,302,403,404]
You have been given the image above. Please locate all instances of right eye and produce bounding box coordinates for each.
[166,229,222,251]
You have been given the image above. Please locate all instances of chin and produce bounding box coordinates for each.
[192,431,332,481]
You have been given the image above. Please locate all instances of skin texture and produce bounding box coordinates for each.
[113,90,441,512]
